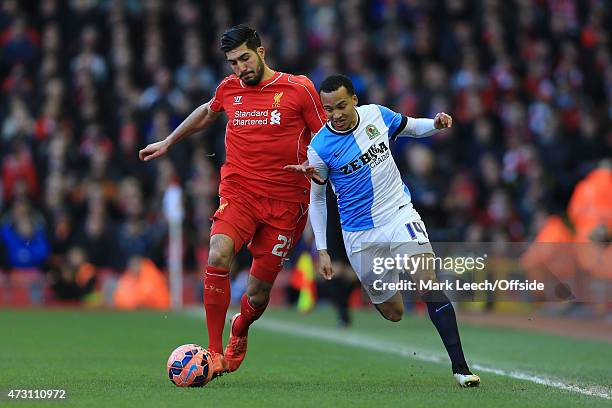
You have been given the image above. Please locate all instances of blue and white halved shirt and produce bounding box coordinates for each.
[308,104,413,232]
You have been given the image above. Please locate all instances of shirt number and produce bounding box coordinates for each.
[272,235,292,257]
[406,221,429,240]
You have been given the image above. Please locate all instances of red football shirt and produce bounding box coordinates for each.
[209,71,326,203]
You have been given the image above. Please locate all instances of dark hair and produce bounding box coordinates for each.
[319,74,355,95]
[220,24,261,52]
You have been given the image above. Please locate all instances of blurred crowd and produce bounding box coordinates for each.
[0,0,610,306]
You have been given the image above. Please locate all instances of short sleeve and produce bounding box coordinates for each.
[377,105,407,140]
[209,79,226,112]
[292,76,327,134]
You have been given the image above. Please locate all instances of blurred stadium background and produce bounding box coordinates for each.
[1,0,611,406]
[1,0,611,344]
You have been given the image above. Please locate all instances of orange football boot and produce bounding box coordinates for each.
[224,313,248,372]
[207,350,229,379]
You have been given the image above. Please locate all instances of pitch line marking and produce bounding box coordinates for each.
[187,310,612,400]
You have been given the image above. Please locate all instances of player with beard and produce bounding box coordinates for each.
[139,25,326,378]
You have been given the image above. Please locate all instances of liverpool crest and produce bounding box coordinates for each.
[272,92,283,107]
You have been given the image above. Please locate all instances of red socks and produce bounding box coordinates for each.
[204,266,268,349]
[203,265,231,353]
[233,293,267,337]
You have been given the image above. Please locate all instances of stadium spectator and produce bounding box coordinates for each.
[72,199,120,270]
[567,161,612,242]
[0,15,39,67]
[113,256,170,310]
[0,198,48,269]
[50,246,96,302]
[2,138,38,201]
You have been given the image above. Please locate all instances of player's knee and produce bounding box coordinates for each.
[377,304,403,322]
[207,236,234,268]
[207,248,232,269]
[383,309,403,322]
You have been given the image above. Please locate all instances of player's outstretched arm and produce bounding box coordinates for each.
[396,112,453,139]
[283,161,325,184]
[139,102,220,161]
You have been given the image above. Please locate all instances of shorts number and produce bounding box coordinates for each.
[272,235,292,257]
[406,221,428,240]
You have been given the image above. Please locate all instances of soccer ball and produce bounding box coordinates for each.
[166,344,213,387]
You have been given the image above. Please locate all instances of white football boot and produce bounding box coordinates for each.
[454,373,481,387]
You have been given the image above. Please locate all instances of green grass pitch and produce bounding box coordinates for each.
[0,308,610,407]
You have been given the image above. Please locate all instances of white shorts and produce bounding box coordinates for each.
[342,203,433,304]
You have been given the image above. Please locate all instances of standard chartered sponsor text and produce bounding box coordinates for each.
[233,109,270,126]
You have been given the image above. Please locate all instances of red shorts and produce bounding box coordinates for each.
[210,181,308,283]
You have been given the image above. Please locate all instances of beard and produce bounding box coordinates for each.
[241,57,265,85]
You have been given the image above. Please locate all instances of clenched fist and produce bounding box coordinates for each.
[434,112,453,129]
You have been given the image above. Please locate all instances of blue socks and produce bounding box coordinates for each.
[423,290,471,375]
